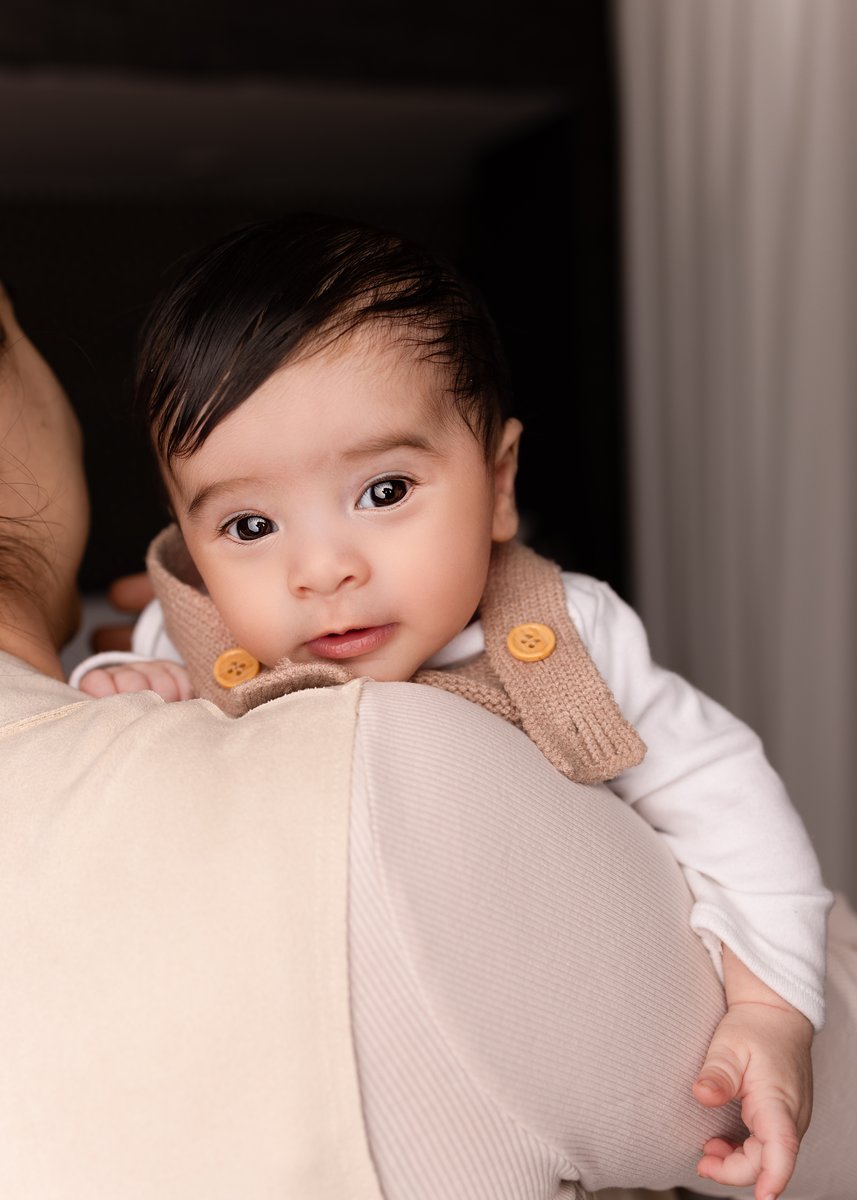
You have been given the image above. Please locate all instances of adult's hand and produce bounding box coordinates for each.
[0,285,89,677]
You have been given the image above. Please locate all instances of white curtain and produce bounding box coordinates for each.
[614,0,856,899]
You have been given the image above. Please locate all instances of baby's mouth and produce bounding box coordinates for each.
[305,624,396,660]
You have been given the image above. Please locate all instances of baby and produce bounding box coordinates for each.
[72,212,831,1200]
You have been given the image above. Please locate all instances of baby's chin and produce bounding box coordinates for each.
[263,653,417,685]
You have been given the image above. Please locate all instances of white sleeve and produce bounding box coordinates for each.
[564,573,833,1030]
[130,598,182,661]
[67,599,183,690]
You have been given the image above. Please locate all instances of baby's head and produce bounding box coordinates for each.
[136,212,522,681]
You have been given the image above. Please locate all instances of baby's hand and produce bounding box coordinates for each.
[693,948,813,1200]
[78,660,195,703]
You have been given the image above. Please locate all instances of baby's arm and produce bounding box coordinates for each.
[566,573,833,1026]
[77,657,194,702]
[694,946,813,1200]
[564,575,832,1197]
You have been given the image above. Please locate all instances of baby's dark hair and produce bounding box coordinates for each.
[136,212,513,464]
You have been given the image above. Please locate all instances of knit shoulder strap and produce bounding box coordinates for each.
[416,540,646,783]
[147,525,349,716]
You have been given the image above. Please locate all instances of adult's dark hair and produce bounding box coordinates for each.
[137,212,513,464]
[0,316,56,620]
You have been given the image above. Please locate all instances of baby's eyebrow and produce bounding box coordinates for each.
[340,432,440,460]
[184,476,261,519]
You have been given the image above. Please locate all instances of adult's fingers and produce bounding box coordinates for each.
[107,572,155,613]
[90,624,136,654]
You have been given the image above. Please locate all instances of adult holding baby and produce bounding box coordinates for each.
[1,278,857,1200]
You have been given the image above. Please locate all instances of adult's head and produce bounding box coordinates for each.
[0,285,88,675]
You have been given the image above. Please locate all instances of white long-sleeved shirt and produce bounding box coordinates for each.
[70,571,834,1028]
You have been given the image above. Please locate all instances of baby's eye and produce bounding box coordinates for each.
[224,514,278,541]
[357,477,412,509]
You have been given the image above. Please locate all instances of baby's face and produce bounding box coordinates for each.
[165,327,521,682]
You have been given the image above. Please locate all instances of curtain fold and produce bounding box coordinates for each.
[614,0,856,897]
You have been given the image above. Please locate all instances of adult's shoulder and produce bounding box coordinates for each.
[0,650,87,725]
[0,657,366,821]
[352,681,737,1194]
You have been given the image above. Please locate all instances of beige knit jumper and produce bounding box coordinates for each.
[146,525,646,784]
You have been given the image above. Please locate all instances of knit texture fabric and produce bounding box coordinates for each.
[414,540,646,783]
[147,526,646,783]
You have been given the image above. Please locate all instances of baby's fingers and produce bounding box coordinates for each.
[696,1099,801,1200]
[697,1135,762,1189]
[79,663,193,702]
[693,1043,743,1108]
[754,1099,801,1200]
[77,667,127,697]
[699,1136,739,1161]
[120,662,194,702]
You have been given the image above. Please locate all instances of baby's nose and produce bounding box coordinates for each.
[287,538,368,598]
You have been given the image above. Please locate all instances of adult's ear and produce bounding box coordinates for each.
[0,282,90,674]
[491,418,523,543]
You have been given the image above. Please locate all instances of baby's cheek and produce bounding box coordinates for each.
[207,589,280,664]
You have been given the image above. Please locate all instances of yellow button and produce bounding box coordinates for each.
[212,647,261,688]
[506,622,556,662]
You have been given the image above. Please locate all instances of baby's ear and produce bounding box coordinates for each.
[491,418,523,543]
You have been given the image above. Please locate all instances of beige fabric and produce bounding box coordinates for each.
[351,681,857,1199]
[350,681,744,1198]
[0,656,381,1200]
[3,654,856,1198]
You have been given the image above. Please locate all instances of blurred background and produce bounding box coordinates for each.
[2,0,854,899]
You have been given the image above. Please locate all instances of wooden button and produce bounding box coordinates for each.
[506,622,556,662]
[212,647,261,688]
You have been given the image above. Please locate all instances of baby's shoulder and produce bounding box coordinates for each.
[560,571,634,653]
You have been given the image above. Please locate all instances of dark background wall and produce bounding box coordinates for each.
[1,1,629,599]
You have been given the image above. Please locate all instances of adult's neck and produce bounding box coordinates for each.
[0,596,65,680]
